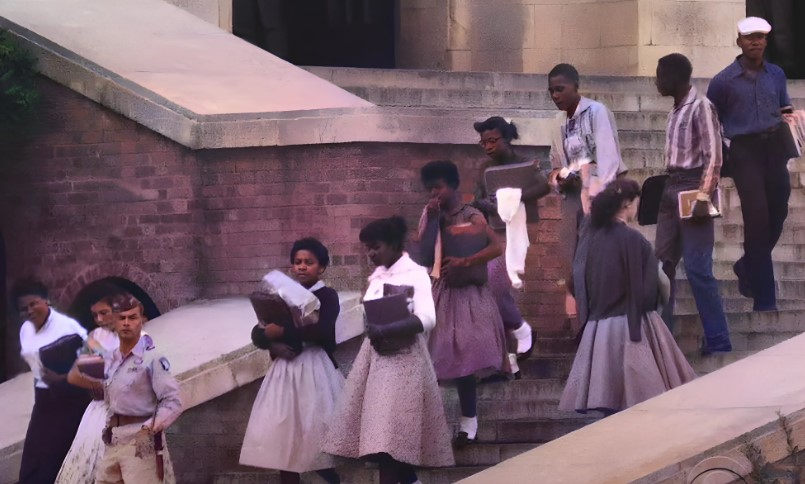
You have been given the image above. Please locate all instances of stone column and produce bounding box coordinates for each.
[396,0,744,76]
[636,0,744,77]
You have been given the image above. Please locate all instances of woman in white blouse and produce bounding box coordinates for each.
[323,216,454,484]
[15,278,90,484]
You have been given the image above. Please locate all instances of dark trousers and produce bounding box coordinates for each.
[655,170,732,351]
[729,128,792,309]
[19,387,89,484]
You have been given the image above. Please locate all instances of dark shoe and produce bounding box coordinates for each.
[701,344,732,356]
[452,431,477,448]
[733,259,753,298]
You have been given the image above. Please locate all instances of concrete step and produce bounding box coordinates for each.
[451,442,540,467]
[675,309,805,337]
[673,294,805,316]
[674,278,805,300]
[443,399,588,423]
[535,336,577,354]
[619,131,667,151]
[686,350,759,375]
[214,464,487,484]
[517,354,575,380]
[475,416,598,443]
[702,259,805,280]
[675,328,801,354]
[306,67,805,98]
[441,378,565,404]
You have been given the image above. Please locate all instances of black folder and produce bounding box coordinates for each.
[638,175,668,226]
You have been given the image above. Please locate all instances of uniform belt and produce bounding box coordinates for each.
[109,413,150,428]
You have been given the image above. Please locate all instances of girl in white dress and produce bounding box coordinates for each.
[240,238,344,484]
[55,290,121,484]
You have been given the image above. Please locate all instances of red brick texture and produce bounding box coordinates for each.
[1,77,572,375]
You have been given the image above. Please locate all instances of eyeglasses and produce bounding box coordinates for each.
[479,136,503,147]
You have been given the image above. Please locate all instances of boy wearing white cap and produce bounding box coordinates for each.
[707,17,797,312]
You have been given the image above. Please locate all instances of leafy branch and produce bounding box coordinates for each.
[0,29,38,146]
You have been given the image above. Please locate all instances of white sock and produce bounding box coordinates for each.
[509,353,520,375]
[513,321,533,354]
[459,416,478,439]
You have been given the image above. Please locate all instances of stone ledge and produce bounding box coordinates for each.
[0,293,363,484]
[0,0,566,150]
[459,332,805,483]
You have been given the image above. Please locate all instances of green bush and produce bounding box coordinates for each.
[0,30,38,145]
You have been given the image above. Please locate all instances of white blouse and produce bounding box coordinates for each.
[19,309,88,388]
[364,253,437,332]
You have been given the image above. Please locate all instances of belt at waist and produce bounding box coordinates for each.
[666,166,703,182]
[109,413,150,428]
[731,123,784,141]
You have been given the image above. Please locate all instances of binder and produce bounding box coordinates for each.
[77,355,105,380]
[637,175,668,226]
[363,293,410,327]
[39,333,84,375]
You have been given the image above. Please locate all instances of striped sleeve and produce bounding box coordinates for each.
[696,98,723,195]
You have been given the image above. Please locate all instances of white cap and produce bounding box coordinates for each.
[737,17,771,36]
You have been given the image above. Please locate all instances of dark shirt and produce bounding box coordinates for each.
[707,57,791,138]
[572,220,658,342]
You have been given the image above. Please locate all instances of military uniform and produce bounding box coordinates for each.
[95,334,182,484]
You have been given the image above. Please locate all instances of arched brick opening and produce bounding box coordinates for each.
[67,277,162,331]
[58,263,167,330]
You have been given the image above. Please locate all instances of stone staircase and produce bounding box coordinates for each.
[214,68,805,483]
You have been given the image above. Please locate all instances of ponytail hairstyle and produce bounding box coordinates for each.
[473,116,520,143]
[359,216,408,252]
[590,178,641,228]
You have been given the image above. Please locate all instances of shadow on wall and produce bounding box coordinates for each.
[0,231,6,382]
[67,277,161,331]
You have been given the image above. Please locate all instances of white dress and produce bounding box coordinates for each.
[55,327,119,484]
[239,282,345,473]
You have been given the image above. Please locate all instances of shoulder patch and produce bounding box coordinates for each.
[159,357,171,372]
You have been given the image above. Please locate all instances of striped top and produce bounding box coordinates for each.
[664,86,723,195]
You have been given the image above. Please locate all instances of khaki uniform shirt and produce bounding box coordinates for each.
[105,334,182,430]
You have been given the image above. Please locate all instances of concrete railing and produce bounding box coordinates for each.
[458,332,805,483]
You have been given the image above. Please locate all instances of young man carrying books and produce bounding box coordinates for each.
[654,53,732,355]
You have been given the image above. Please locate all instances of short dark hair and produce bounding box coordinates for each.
[420,160,460,189]
[12,278,48,310]
[590,178,642,228]
[548,63,580,85]
[290,237,330,268]
[359,216,408,252]
[88,283,125,309]
[473,116,519,142]
[657,53,693,84]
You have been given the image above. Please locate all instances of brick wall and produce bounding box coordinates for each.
[0,76,569,378]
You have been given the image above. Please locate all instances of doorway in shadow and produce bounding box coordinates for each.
[233,0,396,68]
